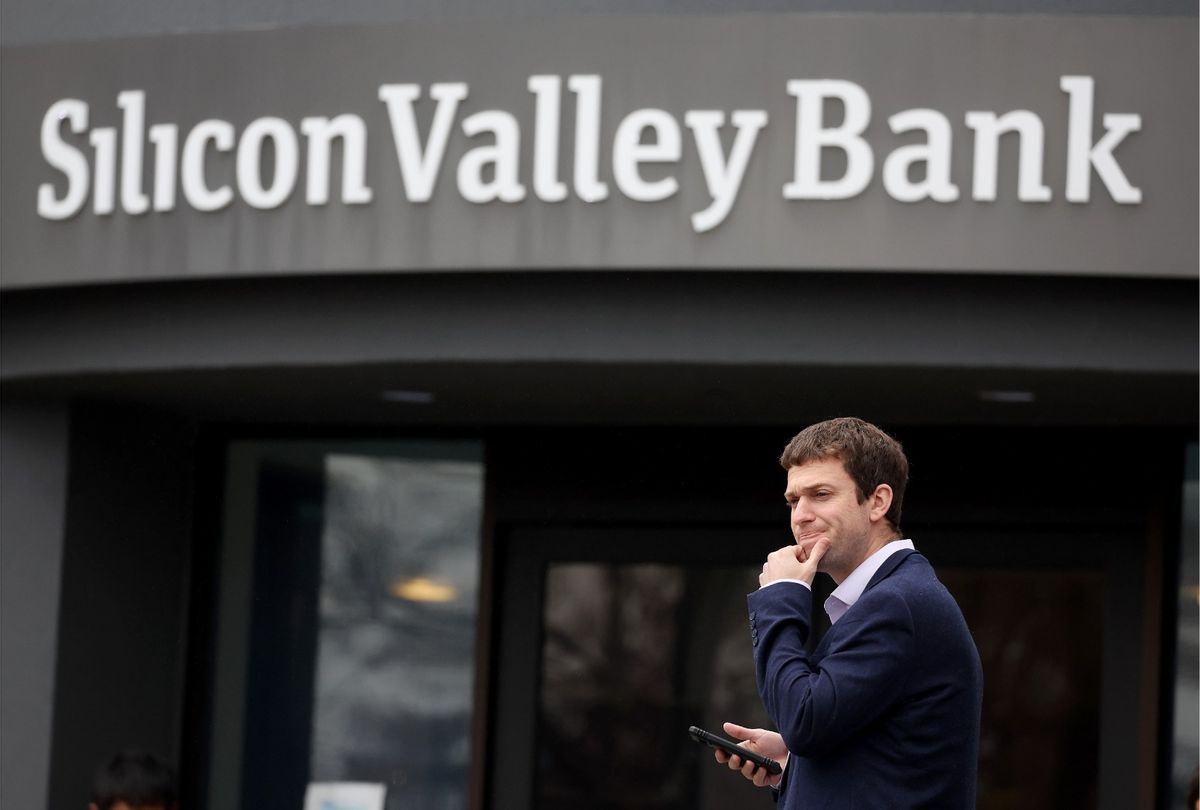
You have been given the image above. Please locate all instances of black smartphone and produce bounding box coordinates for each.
[688,725,783,775]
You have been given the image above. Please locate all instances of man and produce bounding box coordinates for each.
[715,417,982,808]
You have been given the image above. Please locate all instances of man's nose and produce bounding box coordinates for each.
[791,500,814,527]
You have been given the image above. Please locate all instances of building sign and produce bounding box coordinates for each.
[36,75,1142,228]
[1,15,1195,287]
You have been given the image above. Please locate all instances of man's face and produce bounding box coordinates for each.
[784,457,875,582]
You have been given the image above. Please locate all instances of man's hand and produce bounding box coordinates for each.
[713,722,788,788]
[759,538,830,587]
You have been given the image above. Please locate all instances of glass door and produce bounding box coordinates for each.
[488,525,1145,810]
[489,526,785,810]
[204,440,485,810]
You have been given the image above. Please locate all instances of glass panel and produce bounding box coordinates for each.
[1171,443,1199,805]
[537,563,775,810]
[940,569,1105,810]
[535,560,1107,810]
[208,441,483,810]
[311,452,483,810]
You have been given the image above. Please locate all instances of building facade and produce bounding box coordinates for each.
[1,2,1197,809]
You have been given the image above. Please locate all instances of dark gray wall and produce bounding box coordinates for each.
[2,0,1193,45]
[45,403,197,810]
[0,397,69,810]
[2,273,1196,380]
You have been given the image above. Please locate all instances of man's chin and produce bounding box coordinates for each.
[795,536,828,560]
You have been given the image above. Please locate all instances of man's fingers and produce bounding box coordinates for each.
[723,722,756,741]
[796,537,820,562]
[807,538,831,565]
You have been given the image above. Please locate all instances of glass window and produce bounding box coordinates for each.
[940,569,1104,809]
[1171,443,1199,806]
[207,441,483,810]
[496,527,1131,810]
[537,562,774,810]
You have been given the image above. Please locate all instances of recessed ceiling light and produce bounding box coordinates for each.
[380,389,435,404]
[978,389,1036,404]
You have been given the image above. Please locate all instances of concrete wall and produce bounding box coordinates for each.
[0,397,69,810]
[43,403,197,810]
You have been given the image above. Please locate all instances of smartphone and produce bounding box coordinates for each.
[688,725,783,775]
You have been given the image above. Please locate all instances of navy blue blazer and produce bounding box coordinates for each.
[747,549,982,809]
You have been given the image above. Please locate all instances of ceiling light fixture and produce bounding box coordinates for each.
[380,389,435,404]
[978,389,1036,404]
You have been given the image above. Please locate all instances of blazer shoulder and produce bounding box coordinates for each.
[863,547,922,592]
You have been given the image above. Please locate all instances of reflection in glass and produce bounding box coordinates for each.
[310,451,483,810]
[941,569,1104,810]
[537,561,1108,810]
[537,564,774,810]
[1172,444,1199,806]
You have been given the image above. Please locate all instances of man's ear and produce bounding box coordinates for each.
[868,484,893,523]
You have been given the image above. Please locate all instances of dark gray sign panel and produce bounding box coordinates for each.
[1,14,1195,288]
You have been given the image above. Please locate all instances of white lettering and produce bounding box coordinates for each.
[458,110,526,203]
[148,124,178,211]
[528,75,568,203]
[685,109,768,232]
[299,114,373,205]
[613,108,680,202]
[378,83,467,202]
[181,119,234,212]
[34,75,1147,224]
[965,110,1050,202]
[568,75,608,202]
[883,109,958,203]
[237,117,299,209]
[784,80,873,200]
[116,90,150,215]
[38,99,90,220]
[89,127,117,215]
[1061,75,1142,204]
[112,90,150,216]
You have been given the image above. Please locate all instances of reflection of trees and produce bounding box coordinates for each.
[537,565,771,810]
[325,522,393,619]
[539,566,685,807]
[310,453,483,810]
[943,570,1103,810]
[541,566,681,710]
[321,456,482,622]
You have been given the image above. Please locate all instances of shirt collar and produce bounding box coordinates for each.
[824,539,915,624]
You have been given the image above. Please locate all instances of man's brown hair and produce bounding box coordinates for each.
[779,417,909,532]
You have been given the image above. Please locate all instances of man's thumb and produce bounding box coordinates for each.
[809,539,832,563]
[723,722,754,742]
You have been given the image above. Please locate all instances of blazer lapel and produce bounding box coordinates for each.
[863,547,917,593]
[813,548,920,659]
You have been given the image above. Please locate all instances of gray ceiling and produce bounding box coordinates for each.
[2,272,1195,428]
